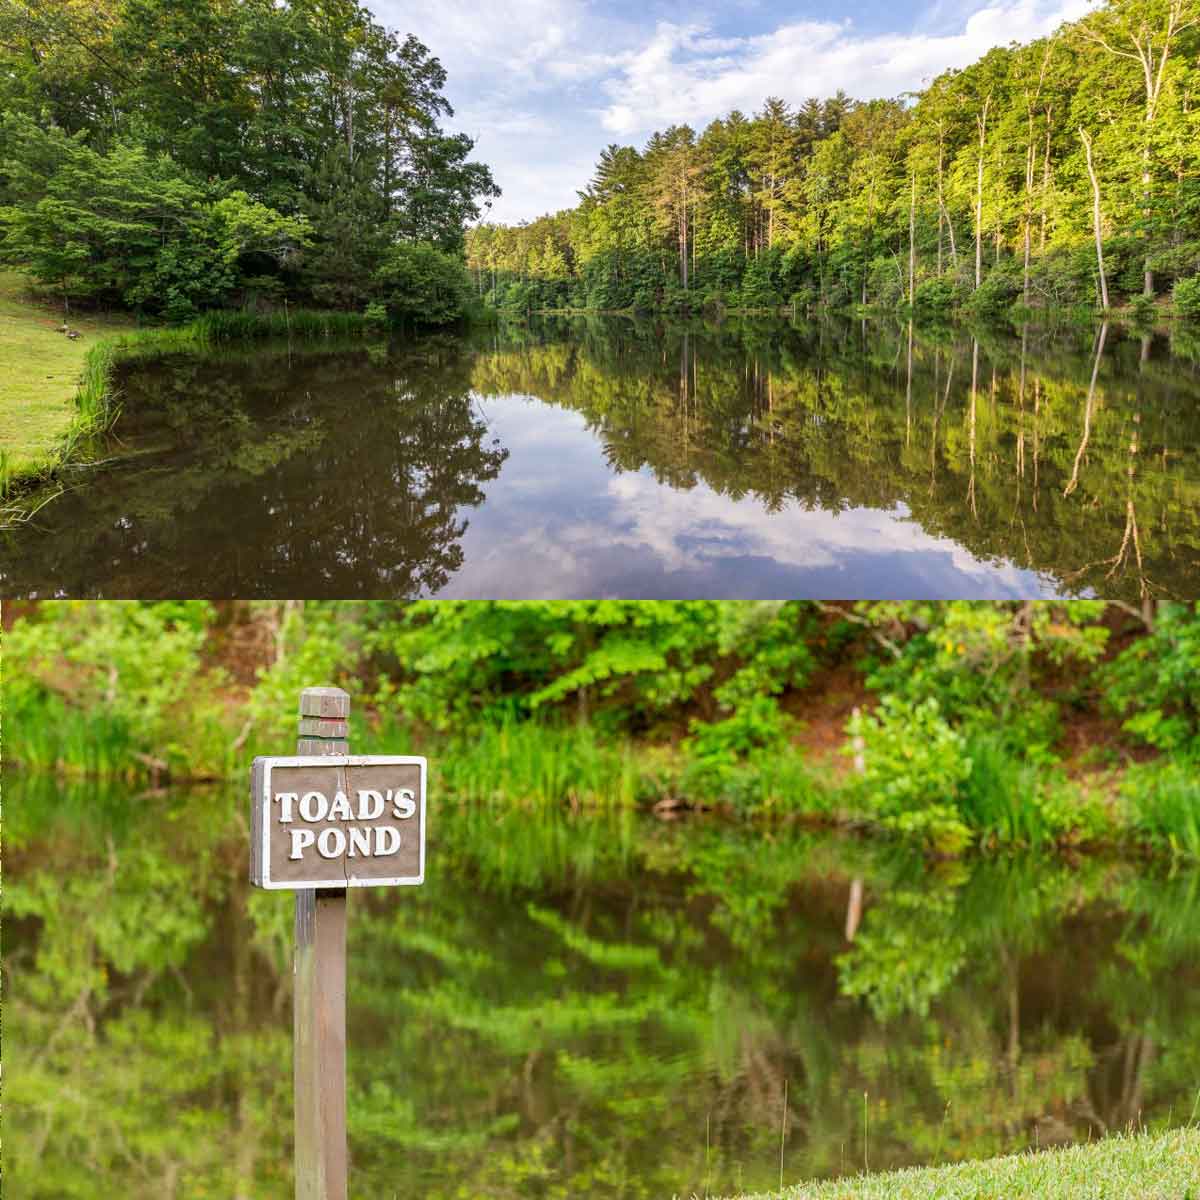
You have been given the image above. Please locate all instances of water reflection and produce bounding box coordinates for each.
[8,777,1200,1198]
[2,317,1198,598]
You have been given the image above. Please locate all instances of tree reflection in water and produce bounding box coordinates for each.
[7,779,1200,1198]
[2,318,1198,598]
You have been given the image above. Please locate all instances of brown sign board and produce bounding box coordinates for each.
[250,755,426,889]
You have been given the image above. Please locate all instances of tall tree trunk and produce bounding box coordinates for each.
[975,96,992,290]
[941,198,958,269]
[1080,128,1110,310]
[1041,108,1053,251]
[1142,146,1154,296]
[1023,128,1034,303]
[908,172,917,306]
[936,124,945,275]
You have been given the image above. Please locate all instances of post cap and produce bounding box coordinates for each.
[298,686,350,719]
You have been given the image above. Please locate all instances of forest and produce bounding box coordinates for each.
[0,0,498,323]
[467,0,1200,319]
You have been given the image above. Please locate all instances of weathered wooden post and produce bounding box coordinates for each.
[295,687,350,1200]
[250,686,426,1200]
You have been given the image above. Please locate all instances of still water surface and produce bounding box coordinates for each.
[3,317,1198,598]
[8,779,1199,1198]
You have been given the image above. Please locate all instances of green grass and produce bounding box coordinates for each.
[959,733,1051,846]
[0,278,379,497]
[1125,761,1200,860]
[191,307,375,341]
[725,1127,1200,1200]
[0,270,136,478]
[433,720,642,810]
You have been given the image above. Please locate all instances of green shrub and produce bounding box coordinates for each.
[1127,293,1158,325]
[860,601,1108,758]
[374,241,471,326]
[1173,276,1200,320]
[1105,603,1200,755]
[962,265,1021,318]
[913,277,958,315]
[2,601,229,777]
[846,696,973,852]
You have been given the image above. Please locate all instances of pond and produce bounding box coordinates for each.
[2,317,1198,599]
[7,777,1200,1198]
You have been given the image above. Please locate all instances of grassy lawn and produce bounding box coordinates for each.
[729,1129,1199,1200]
[0,270,135,476]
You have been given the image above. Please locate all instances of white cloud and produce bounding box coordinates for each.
[598,0,1093,137]
[435,393,1056,599]
[375,0,620,91]
[367,0,1097,221]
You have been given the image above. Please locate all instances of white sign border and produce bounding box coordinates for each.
[257,755,426,890]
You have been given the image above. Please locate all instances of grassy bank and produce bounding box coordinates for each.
[0,274,380,499]
[726,1127,1200,1200]
[0,270,136,482]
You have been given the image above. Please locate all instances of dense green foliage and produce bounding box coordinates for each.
[6,599,1200,855]
[467,0,1200,316]
[0,0,498,322]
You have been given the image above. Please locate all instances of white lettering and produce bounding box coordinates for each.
[299,791,328,822]
[274,792,298,822]
[327,790,352,821]
[317,827,346,859]
[356,789,385,820]
[375,825,401,856]
[289,828,315,859]
[348,827,372,857]
[391,788,417,819]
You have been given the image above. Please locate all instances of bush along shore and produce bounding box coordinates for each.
[6,600,1200,862]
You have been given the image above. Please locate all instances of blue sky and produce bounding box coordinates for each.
[375,0,1093,223]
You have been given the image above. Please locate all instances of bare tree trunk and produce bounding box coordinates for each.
[908,172,917,306]
[1079,128,1110,310]
[975,96,992,290]
[941,198,958,269]
[936,125,945,275]
[1023,128,1035,303]
[1041,108,1053,251]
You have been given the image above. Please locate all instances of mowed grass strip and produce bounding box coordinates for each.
[0,270,135,474]
[725,1128,1200,1200]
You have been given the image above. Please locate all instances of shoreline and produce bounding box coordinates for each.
[4,735,1186,866]
[726,1128,1199,1200]
[0,294,381,503]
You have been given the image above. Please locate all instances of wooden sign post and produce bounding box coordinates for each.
[250,687,426,1200]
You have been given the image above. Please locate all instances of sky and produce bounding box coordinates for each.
[374,0,1095,224]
